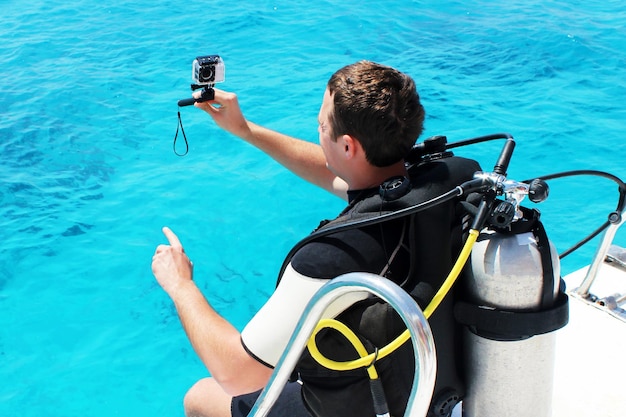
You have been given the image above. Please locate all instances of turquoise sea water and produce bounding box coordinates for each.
[1,0,625,415]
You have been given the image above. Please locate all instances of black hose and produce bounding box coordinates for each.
[522,170,626,259]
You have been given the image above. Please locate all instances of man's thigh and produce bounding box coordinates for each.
[231,382,311,417]
[184,378,233,417]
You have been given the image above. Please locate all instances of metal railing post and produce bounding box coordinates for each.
[576,211,626,297]
[248,272,437,417]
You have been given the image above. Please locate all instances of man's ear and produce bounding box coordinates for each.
[341,134,360,159]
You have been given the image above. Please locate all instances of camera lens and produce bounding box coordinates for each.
[199,65,216,82]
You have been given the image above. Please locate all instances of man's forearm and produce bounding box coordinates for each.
[244,122,347,198]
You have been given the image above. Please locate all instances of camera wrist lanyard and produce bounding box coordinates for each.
[173,109,189,156]
[173,87,216,156]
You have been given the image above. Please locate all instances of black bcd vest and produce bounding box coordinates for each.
[288,155,481,417]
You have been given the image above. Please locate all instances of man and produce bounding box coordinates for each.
[152,61,475,417]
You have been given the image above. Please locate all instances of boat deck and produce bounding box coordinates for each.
[552,261,626,417]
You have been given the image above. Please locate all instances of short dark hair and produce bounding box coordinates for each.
[327,61,425,167]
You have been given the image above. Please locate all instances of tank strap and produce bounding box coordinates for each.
[453,287,569,341]
[532,212,557,310]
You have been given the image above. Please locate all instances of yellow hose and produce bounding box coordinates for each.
[308,318,380,379]
[307,229,480,372]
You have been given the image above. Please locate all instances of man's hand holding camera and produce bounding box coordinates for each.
[193,88,252,141]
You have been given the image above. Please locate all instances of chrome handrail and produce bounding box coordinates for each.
[248,272,437,417]
[576,210,626,298]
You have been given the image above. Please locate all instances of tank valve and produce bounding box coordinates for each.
[528,179,549,203]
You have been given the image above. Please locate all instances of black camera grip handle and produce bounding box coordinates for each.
[178,87,215,107]
[177,97,197,107]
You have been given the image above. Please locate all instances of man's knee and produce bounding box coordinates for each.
[184,377,232,417]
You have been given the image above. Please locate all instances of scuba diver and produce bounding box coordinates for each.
[152,60,479,417]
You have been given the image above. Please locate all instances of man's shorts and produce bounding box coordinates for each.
[231,381,312,417]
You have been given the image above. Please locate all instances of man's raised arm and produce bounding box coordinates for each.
[194,88,348,200]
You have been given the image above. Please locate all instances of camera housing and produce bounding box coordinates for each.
[192,55,225,86]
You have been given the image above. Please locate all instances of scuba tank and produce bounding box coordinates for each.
[456,215,568,417]
[454,145,570,417]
